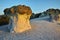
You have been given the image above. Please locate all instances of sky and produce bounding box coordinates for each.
[0,0,60,15]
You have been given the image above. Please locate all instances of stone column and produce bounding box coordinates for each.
[13,13,31,33]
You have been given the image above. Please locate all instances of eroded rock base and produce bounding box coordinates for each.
[12,14,31,33]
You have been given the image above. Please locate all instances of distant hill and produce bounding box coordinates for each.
[30,8,60,19]
[0,8,60,26]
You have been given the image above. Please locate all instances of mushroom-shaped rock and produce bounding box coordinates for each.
[4,5,32,33]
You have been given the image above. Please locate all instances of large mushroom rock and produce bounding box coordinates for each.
[4,5,32,33]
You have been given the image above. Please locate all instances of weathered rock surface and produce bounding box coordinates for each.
[3,5,32,33]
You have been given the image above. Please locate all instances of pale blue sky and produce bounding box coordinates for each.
[0,0,60,15]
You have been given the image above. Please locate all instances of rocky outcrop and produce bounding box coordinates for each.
[4,5,32,33]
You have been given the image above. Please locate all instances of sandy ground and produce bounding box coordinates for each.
[0,17,60,40]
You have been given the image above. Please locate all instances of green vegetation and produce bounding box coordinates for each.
[0,15,9,26]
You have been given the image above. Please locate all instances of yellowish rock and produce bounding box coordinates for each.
[14,14,31,33]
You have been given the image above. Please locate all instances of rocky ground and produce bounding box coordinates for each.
[0,17,60,40]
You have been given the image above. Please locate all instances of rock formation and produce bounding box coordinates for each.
[4,5,32,33]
